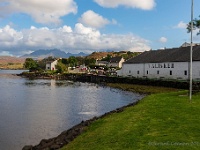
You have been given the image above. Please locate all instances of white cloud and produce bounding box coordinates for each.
[59,26,73,33]
[174,21,200,43]
[78,10,110,28]
[159,37,167,43]
[94,0,156,10]
[0,0,77,25]
[0,24,150,56]
[175,21,187,29]
[0,25,23,46]
[74,23,101,37]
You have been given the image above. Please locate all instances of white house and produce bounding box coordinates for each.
[118,45,200,80]
[46,59,58,71]
[95,60,108,66]
[108,56,125,68]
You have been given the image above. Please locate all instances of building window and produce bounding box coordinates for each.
[171,63,174,68]
[147,70,149,74]
[157,70,159,74]
[137,71,139,74]
[129,70,131,74]
[184,70,187,76]
[170,70,172,75]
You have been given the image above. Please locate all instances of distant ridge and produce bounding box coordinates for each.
[21,49,88,58]
[0,56,25,64]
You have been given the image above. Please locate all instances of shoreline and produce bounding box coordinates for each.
[22,100,140,150]
[20,74,179,150]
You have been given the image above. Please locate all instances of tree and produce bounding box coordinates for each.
[101,54,112,61]
[37,60,46,70]
[23,58,38,71]
[84,58,96,66]
[61,58,68,65]
[56,61,67,73]
[76,56,85,66]
[68,56,77,67]
[187,15,200,35]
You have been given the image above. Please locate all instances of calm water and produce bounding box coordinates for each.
[0,70,144,150]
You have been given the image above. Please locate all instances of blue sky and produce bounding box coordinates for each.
[0,0,200,56]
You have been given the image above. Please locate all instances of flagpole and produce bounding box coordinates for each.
[189,0,193,101]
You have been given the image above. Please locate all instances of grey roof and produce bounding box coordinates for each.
[181,42,200,47]
[124,45,200,64]
[46,59,57,64]
[110,56,123,63]
[96,60,108,64]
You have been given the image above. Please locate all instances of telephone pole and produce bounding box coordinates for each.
[189,0,194,101]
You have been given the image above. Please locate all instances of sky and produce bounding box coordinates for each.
[0,0,200,56]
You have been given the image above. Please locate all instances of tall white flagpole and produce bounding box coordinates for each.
[189,0,193,101]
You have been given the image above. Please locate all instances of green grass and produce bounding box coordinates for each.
[61,84,200,150]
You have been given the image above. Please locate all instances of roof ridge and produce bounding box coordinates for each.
[124,45,200,64]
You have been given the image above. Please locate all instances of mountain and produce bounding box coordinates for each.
[21,49,88,58]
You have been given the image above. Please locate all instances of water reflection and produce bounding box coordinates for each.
[24,80,74,87]
[0,70,144,150]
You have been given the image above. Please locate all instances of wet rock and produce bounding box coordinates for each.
[50,144,60,149]
[22,145,33,150]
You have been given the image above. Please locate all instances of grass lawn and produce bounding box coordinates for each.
[61,84,200,150]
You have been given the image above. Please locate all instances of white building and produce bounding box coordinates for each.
[46,59,58,71]
[95,60,108,66]
[108,56,125,68]
[118,45,200,80]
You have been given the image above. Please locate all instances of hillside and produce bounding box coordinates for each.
[86,52,114,60]
[86,51,141,60]
[0,56,25,69]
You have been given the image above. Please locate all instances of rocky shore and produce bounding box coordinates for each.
[22,101,139,150]
[18,72,200,91]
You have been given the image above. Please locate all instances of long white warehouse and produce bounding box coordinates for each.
[118,45,200,80]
